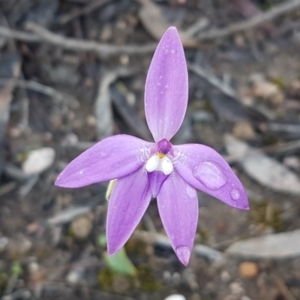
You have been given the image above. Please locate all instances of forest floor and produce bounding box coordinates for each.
[1,0,300,299]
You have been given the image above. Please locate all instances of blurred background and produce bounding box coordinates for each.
[1,0,300,299]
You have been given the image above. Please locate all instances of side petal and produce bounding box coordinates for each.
[173,144,249,210]
[157,173,199,266]
[145,27,188,142]
[55,135,153,188]
[107,167,152,254]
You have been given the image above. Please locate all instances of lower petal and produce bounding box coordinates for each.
[106,167,152,255]
[173,144,248,210]
[148,171,169,197]
[157,173,199,266]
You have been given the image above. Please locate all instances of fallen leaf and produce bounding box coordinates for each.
[22,147,55,175]
[224,135,300,194]
[227,229,300,259]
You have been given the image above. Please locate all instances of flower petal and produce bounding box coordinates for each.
[148,171,169,197]
[55,135,153,188]
[157,173,199,266]
[173,144,249,210]
[106,167,152,254]
[145,27,188,142]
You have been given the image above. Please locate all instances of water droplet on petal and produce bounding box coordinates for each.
[185,186,196,199]
[175,246,191,266]
[193,161,227,190]
[230,189,240,200]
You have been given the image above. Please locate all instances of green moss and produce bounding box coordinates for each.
[262,134,279,146]
[198,228,210,244]
[249,200,283,231]
[136,264,161,292]
[202,98,214,112]
[271,77,285,89]
[0,271,9,293]
[125,238,147,257]
[98,268,114,291]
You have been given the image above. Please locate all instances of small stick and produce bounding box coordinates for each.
[0,78,79,108]
[0,23,156,57]
[197,0,300,41]
[271,274,297,300]
[58,0,110,25]
[188,63,236,98]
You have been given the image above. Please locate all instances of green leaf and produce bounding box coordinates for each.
[11,262,22,276]
[104,248,136,276]
[98,233,136,276]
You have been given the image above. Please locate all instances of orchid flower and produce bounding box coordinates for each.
[55,27,248,266]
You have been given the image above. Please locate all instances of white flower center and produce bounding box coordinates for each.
[145,154,173,175]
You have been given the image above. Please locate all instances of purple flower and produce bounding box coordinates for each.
[55,27,248,266]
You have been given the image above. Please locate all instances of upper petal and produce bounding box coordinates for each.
[145,27,188,142]
[55,135,153,188]
[157,173,199,266]
[106,167,152,255]
[173,144,249,210]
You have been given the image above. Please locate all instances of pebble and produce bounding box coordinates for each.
[230,282,245,296]
[252,81,284,106]
[22,148,55,175]
[232,121,255,140]
[283,156,300,170]
[220,270,231,283]
[66,270,81,284]
[70,216,93,240]
[164,295,186,300]
[239,262,258,278]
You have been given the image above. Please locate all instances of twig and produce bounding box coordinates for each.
[58,0,110,25]
[271,274,297,300]
[197,0,300,41]
[95,73,116,139]
[0,12,30,131]
[0,182,17,197]
[188,63,236,98]
[0,78,79,108]
[0,23,156,57]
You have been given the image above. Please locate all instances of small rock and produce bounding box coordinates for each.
[288,80,300,97]
[230,282,245,296]
[22,148,55,175]
[283,156,300,170]
[28,261,39,275]
[66,269,81,284]
[86,115,96,126]
[252,81,284,106]
[120,54,130,65]
[220,270,231,283]
[164,295,186,300]
[239,262,258,278]
[241,296,252,300]
[7,235,32,255]
[70,217,92,240]
[232,122,255,140]
[61,133,79,147]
